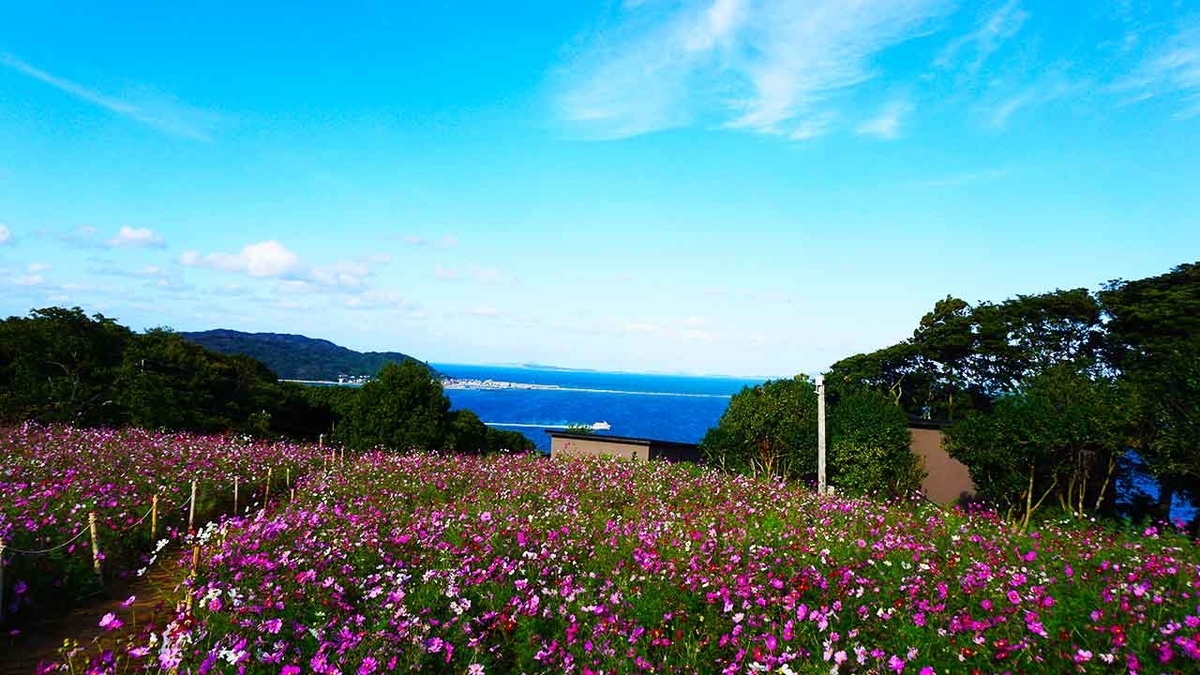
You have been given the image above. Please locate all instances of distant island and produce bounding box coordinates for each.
[181,329,438,382]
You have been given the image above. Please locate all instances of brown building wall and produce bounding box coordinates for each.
[911,428,975,505]
[551,436,650,461]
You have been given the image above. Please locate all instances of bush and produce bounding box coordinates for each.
[829,390,923,496]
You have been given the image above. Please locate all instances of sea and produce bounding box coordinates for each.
[433,363,1196,524]
[433,363,761,451]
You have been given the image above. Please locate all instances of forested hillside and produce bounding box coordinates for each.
[180,329,436,381]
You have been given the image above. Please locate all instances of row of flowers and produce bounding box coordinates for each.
[1,423,329,619]
[61,450,1200,674]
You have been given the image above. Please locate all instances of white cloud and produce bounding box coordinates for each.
[434,264,460,280]
[935,0,1028,77]
[0,52,222,141]
[1117,22,1200,119]
[470,306,500,318]
[181,240,302,278]
[0,224,11,245]
[28,262,52,273]
[556,0,952,139]
[13,275,44,287]
[856,99,913,138]
[107,225,166,248]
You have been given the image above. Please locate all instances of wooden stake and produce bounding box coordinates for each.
[188,480,197,532]
[88,512,102,577]
[0,541,6,622]
[264,467,272,506]
[151,494,159,541]
[290,488,296,501]
[286,467,290,489]
[234,477,239,514]
[319,433,324,448]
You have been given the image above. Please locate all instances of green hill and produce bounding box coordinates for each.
[180,329,435,382]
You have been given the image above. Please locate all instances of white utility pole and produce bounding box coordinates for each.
[816,374,827,495]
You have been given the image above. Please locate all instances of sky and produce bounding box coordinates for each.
[1,1,1198,378]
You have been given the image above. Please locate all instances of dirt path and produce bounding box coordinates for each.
[0,556,185,674]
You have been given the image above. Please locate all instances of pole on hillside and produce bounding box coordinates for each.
[0,541,6,622]
[151,494,159,541]
[88,512,102,578]
[234,477,239,514]
[188,480,197,532]
[816,375,827,495]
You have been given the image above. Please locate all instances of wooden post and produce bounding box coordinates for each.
[319,433,324,448]
[0,541,6,622]
[234,477,239,514]
[340,448,345,466]
[285,467,290,489]
[151,494,159,541]
[188,479,197,532]
[290,488,296,501]
[264,468,272,506]
[186,544,201,613]
[88,512,102,578]
[816,375,827,495]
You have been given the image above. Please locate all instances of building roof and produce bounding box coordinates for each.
[545,431,698,450]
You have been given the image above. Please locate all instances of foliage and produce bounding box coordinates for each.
[0,307,132,426]
[563,423,597,435]
[180,328,437,381]
[60,451,1200,674]
[340,360,451,451]
[944,366,1127,531]
[699,376,818,480]
[828,391,922,497]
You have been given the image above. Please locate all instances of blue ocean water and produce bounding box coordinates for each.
[433,363,762,451]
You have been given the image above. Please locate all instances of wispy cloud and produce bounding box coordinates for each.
[0,52,221,141]
[985,68,1083,129]
[555,0,953,140]
[856,99,913,139]
[403,234,458,248]
[0,224,11,246]
[107,225,165,248]
[1116,22,1200,119]
[935,0,1028,78]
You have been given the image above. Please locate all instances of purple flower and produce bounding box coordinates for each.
[121,595,136,608]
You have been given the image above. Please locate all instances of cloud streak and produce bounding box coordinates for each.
[1117,22,1200,119]
[555,0,952,140]
[0,52,221,141]
[935,0,1028,78]
[856,99,913,139]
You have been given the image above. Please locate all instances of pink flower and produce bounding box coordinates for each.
[98,612,122,631]
[281,667,301,675]
[121,595,136,608]
[889,655,906,673]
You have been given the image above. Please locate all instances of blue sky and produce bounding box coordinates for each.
[1,1,1197,377]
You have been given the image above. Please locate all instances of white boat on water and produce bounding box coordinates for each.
[590,421,612,431]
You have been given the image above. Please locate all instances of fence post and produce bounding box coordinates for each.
[88,512,102,578]
[188,480,197,532]
[286,467,290,490]
[151,494,159,541]
[0,540,6,622]
[234,477,239,514]
[264,468,272,506]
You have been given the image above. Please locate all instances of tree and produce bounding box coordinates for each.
[828,391,923,497]
[1100,263,1200,521]
[447,409,490,454]
[699,376,819,480]
[485,427,536,454]
[0,307,132,425]
[341,360,451,451]
[944,366,1126,531]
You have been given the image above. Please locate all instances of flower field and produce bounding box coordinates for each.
[0,423,328,619]
[56,449,1200,674]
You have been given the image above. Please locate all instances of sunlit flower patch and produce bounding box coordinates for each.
[90,451,1200,674]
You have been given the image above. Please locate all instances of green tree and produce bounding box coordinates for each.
[447,409,490,454]
[828,391,922,497]
[0,307,132,425]
[341,360,450,451]
[944,366,1126,531]
[1100,262,1200,521]
[699,376,819,480]
[485,427,536,453]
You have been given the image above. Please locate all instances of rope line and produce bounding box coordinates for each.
[117,502,158,534]
[5,521,92,555]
